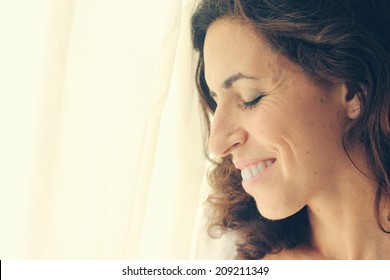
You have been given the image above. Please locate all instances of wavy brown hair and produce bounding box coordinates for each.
[191,0,390,259]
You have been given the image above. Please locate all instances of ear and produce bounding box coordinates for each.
[341,84,362,120]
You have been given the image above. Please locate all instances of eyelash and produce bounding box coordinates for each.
[242,93,265,110]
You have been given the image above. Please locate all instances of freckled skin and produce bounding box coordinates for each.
[204,19,353,219]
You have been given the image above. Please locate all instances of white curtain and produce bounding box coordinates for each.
[0,0,239,259]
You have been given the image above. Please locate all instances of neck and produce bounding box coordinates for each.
[307,150,390,259]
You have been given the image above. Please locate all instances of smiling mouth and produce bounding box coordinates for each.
[240,159,276,181]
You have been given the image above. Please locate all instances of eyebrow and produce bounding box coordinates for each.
[221,72,259,88]
[209,72,259,98]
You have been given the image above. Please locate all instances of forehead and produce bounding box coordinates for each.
[203,18,281,89]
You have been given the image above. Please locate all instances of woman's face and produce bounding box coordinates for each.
[203,19,352,219]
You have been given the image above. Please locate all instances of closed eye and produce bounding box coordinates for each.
[242,93,265,110]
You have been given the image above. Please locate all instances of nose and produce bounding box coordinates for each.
[208,105,247,157]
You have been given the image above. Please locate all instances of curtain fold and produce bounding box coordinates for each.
[0,0,235,259]
[0,0,238,259]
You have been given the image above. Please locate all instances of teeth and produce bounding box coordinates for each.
[241,160,274,181]
[258,161,265,173]
[251,165,259,176]
[241,169,246,180]
[244,168,251,180]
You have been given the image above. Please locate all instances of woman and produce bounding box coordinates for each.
[191,0,390,259]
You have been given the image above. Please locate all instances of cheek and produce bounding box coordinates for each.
[251,100,344,164]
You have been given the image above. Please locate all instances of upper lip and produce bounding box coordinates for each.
[233,158,276,170]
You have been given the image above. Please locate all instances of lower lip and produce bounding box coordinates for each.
[241,162,274,190]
